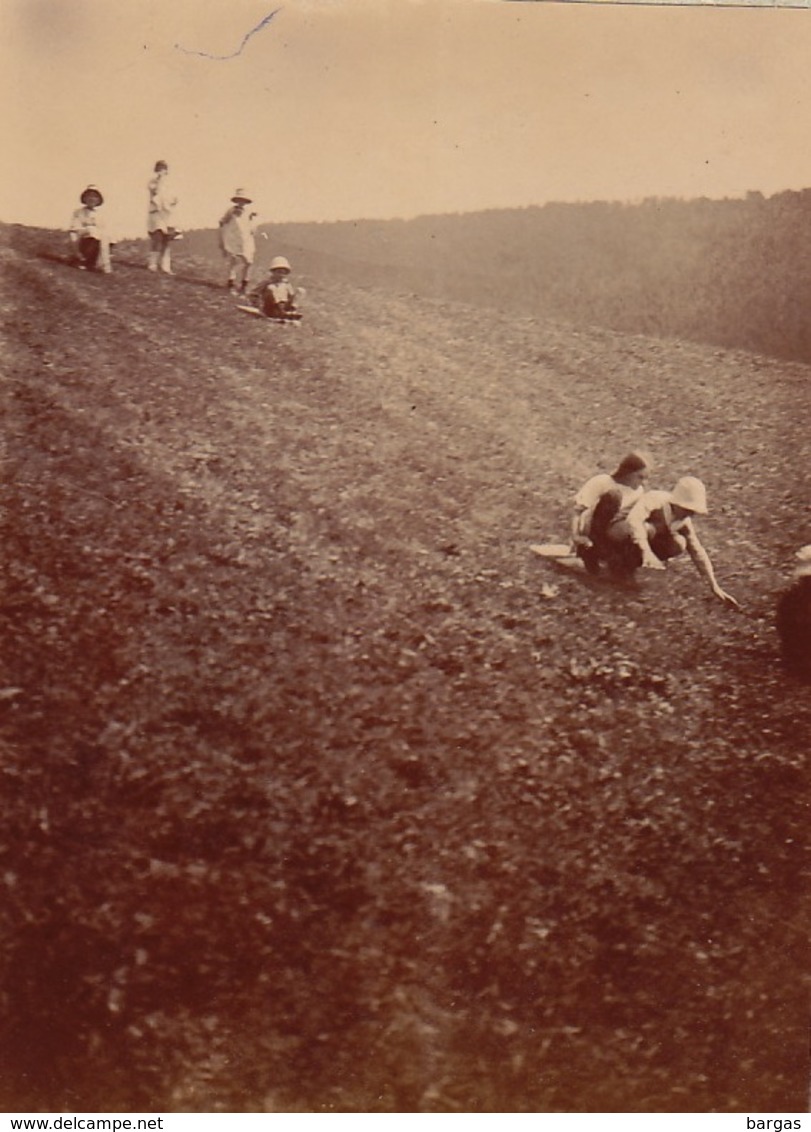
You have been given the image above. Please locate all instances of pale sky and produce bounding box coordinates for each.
[3,0,811,236]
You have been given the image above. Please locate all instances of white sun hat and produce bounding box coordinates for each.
[670,476,708,515]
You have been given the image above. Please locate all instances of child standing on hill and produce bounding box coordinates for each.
[249,256,304,320]
[147,160,180,275]
[218,189,261,295]
[69,185,112,274]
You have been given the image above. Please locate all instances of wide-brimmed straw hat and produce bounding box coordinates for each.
[80,185,104,206]
[231,188,253,204]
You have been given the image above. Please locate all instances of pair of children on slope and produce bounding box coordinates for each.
[571,453,739,608]
[70,161,180,276]
[218,189,303,321]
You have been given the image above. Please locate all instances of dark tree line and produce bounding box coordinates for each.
[188,190,811,364]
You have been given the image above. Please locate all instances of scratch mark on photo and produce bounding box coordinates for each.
[175,8,282,61]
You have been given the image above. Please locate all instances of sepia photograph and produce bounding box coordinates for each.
[1,0,809,1114]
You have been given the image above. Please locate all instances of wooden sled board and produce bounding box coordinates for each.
[530,543,573,559]
[529,543,596,577]
[237,305,302,325]
[530,544,593,578]
[529,543,648,592]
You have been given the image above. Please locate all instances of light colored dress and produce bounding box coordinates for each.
[218,206,257,263]
[147,172,178,235]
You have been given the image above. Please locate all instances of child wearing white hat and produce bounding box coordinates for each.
[219,189,261,295]
[248,256,304,321]
[69,185,112,274]
[606,477,739,607]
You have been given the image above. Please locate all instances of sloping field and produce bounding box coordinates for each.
[1,224,808,1112]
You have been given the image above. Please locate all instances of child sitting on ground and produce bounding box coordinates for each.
[69,185,113,274]
[248,256,304,320]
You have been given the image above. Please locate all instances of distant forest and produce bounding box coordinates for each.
[190,191,811,364]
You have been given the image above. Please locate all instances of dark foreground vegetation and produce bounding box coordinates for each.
[1,222,809,1112]
[189,188,811,366]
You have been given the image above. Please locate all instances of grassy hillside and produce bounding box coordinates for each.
[185,191,811,365]
[1,223,809,1112]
